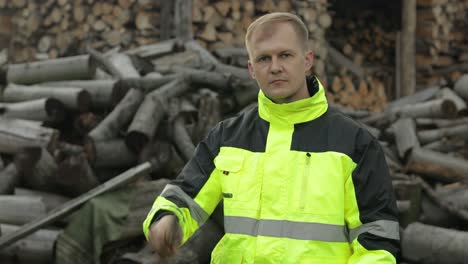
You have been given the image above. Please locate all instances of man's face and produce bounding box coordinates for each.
[247,22,314,104]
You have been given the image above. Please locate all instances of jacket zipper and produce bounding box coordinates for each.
[300,153,311,210]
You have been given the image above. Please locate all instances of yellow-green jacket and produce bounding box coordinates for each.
[143,76,400,263]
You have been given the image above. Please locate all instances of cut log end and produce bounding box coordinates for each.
[441,99,457,118]
[125,131,149,154]
[44,98,66,123]
[77,90,93,112]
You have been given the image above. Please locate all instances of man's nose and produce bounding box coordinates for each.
[270,57,282,74]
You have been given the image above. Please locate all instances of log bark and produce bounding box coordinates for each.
[392,118,420,159]
[415,117,468,128]
[0,196,46,225]
[454,74,468,99]
[0,224,59,264]
[88,53,143,142]
[126,78,190,153]
[0,118,59,154]
[406,148,468,182]
[0,164,18,195]
[40,80,117,109]
[417,124,468,145]
[0,98,65,123]
[6,54,96,85]
[125,39,179,59]
[14,188,70,211]
[112,74,177,104]
[0,162,152,249]
[386,86,439,111]
[435,183,468,211]
[392,179,422,227]
[15,147,58,193]
[395,98,457,119]
[3,83,92,112]
[436,87,467,113]
[402,222,468,264]
[86,139,137,170]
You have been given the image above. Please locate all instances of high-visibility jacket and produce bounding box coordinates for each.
[143,76,400,263]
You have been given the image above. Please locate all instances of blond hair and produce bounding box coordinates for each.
[245,12,309,53]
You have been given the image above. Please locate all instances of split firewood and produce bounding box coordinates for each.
[0,118,59,154]
[0,224,60,264]
[402,222,468,264]
[0,195,47,225]
[6,55,96,85]
[3,83,92,112]
[0,98,65,123]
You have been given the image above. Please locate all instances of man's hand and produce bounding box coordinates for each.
[148,215,183,257]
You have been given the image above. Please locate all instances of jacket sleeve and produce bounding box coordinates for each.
[143,123,223,244]
[344,129,400,263]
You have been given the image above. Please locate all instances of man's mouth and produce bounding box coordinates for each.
[270,80,286,84]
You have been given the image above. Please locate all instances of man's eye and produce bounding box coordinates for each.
[281,53,291,58]
[258,57,269,62]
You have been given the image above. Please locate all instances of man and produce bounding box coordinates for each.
[143,12,400,263]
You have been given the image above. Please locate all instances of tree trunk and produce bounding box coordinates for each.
[14,188,70,211]
[395,98,457,119]
[86,139,137,170]
[0,224,59,264]
[40,80,117,109]
[0,98,66,123]
[6,54,96,85]
[112,74,177,104]
[402,222,468,264]
[436,87,467,113]
[392,118,420,159]
[87,54,143,142]
[386,86,439,111]
[417,124,468,144]
[0,118,59,154]
[0,196,46,225]
[126,78,190,153]
[406,148,468,182]
[3,84,92,112]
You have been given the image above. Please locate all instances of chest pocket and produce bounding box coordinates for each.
[214,155,245,201]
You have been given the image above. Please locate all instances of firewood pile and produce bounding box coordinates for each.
[2,0,163,63]
[415,0,468,86]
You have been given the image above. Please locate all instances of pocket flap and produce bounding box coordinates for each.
[214,155,244,173]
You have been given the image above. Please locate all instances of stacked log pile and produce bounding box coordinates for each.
[325,8,394,112]
[191,0,330,80]
[416,0,468,86]
[3,0,163,63]
[358,74,468,264]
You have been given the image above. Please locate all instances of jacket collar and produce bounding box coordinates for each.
[258,76,328,124]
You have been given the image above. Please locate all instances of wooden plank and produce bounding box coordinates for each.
[401,0,416,96]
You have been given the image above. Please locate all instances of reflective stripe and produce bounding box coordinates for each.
[349,220,400,241]
[161,184,209,225]
[224,216,349,242]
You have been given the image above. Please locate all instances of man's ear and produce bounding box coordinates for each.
[248,61,256,79]
[304,50,314,72]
